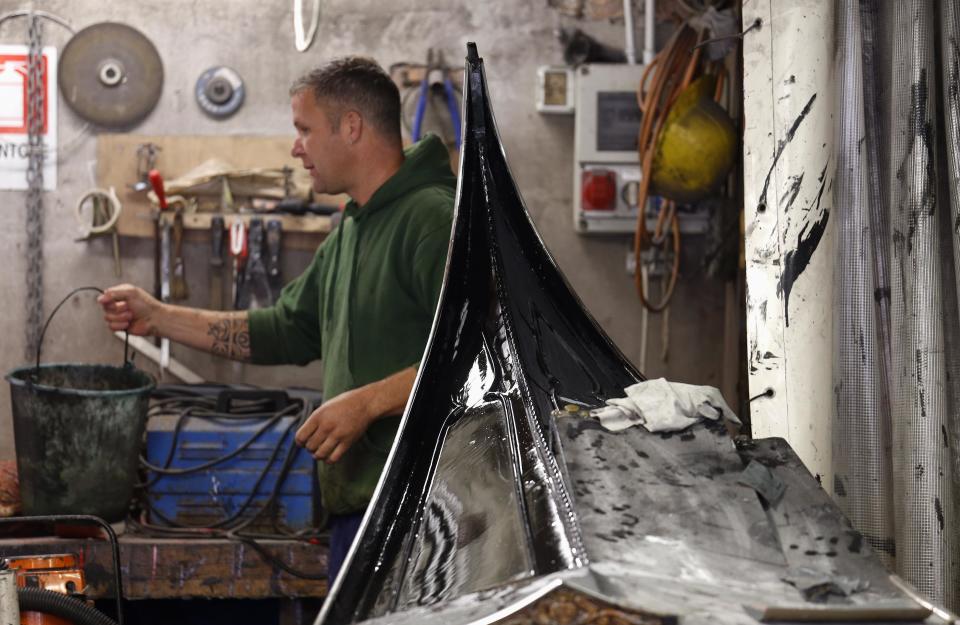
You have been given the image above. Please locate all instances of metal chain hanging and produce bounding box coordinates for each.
[25,13,45,360]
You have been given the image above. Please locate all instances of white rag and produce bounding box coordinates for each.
[589,378,741,433]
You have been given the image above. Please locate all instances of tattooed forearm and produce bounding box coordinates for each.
[207,317,251,361]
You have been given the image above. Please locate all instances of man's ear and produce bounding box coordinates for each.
[342,110,363,145]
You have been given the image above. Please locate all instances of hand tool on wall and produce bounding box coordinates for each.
[170,210,188,301]
[109,212,121,278]
[229,218,248,310]
[436,50,462,150]
[209,216,225,310]
[159,220,171,371]
[73,187,123,277]
[411,49,462,150]
[411,49,434,143]
[266,219,283,301]
[274,197,339,215]
[149,169,171,372]
[131,143,160,191]
[240,218,270,309]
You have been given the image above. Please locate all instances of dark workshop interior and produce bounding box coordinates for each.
[0,1,958,625]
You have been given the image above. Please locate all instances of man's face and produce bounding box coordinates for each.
[290,90,350,195]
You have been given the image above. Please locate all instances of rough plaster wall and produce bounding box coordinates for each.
[0,0,725,460]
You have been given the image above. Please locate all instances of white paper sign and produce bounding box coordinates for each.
[0,45,57,191]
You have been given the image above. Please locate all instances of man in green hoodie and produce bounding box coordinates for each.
[97,57,456,583]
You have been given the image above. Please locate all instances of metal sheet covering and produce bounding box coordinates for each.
[887,0,959,608]
[831,0,896,570]
[938,0,960,516]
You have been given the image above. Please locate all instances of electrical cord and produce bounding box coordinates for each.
[139,398,299,506]
[228,534,327,581]
[139,402,301,475]
[0,515,125,625]
[136,394,290,489]
[130,390,329,580]
[633,25,701,312]
[145,414,300,530]
[135,400,282,489]
[633,20,736,313]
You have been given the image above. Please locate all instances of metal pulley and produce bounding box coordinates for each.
[59,22,163,128]
[195,66,245,119]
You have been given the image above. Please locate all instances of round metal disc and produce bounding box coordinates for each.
[195,66,245,119]
[59,22,164,128]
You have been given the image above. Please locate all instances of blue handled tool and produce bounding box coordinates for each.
[411,48,462,150]
[438,50,462,150]
[411,49,433,144]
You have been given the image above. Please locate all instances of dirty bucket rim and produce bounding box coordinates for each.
[5,362,156,398]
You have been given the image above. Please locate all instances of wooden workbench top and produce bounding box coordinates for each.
[0,534,328,600]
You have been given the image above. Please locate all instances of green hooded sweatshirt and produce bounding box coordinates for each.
[248,134,455,514]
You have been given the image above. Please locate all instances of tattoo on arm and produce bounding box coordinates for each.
[207,318,251,361]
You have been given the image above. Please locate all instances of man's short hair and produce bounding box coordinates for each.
[291,57,401,140]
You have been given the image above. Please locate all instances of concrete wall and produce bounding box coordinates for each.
[0,0,727,460]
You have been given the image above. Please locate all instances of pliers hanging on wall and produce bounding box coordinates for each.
[412,49,462,150]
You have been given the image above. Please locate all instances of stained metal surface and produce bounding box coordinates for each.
[887,0,960,608]
[347,433,941,625]
[938,0,960,516]
[741,0,836,489]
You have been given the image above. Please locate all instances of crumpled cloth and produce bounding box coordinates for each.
[590,378,741,433]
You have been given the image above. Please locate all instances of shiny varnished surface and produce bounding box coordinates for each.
[318,44,640,624]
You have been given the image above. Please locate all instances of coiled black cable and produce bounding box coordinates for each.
[132,389,328,580]
[139,402,301,476]
[18,587,118,625]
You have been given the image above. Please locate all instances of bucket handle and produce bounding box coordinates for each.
[34,286,131,376]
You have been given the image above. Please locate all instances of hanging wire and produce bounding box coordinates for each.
[34,286,131,377]
[633,24,701,312]
[0,10,74,32]
[129,391,328,580]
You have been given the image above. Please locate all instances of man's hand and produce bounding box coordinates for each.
[296,386,376,464]
[97,284,162,336]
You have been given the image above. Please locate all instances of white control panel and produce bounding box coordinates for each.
[573,63,648,234]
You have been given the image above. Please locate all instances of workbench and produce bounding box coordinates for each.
[0,533,328,600]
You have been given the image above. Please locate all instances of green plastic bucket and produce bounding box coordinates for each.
[7,363,154,522]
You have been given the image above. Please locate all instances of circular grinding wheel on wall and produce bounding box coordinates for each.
[195,66,245,119]
[59,22,164,128]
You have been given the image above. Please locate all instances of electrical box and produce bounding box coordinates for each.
[145,387,322,533]
[573,63,648,234]
[146,415,319,532]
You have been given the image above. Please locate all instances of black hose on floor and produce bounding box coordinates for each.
[18,587,118,625]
